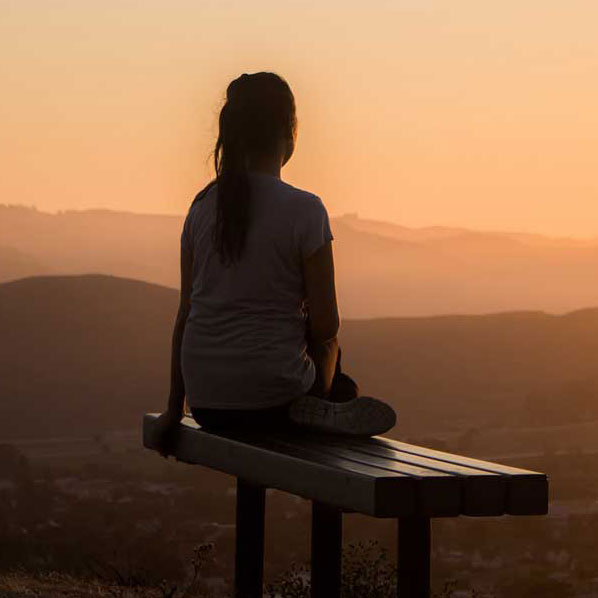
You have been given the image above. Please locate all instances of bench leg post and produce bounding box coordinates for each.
[235,478,266,598]
[311,501,342,598]
[397,516,431,598]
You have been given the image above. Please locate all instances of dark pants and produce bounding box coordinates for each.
[190,346,359,431]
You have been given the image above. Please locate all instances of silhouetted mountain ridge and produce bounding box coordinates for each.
[4,204,598,317]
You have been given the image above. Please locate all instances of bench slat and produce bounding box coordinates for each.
[371,437,537,474]
[235,436,425,517]
[257,436,461,516]
[279,434,507,516]
[371,437,548,515]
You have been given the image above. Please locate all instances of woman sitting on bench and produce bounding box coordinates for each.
[153,71,395,453]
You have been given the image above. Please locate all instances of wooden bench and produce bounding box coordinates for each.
[142,413,548,598]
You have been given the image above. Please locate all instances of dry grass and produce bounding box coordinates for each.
[0,572,166,598]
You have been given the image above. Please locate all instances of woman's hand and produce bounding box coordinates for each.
[151,409,183,458]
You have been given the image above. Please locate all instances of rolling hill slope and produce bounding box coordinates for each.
[2,274,598,440]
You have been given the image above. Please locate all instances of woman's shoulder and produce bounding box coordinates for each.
[271,179,327,219]
[192,181,218,206]
[186,176,326,221]
[277,178,321,202]
[186,182,217,217]
[246,171,318,202]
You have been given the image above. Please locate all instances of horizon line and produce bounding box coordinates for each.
[2,202,598,243]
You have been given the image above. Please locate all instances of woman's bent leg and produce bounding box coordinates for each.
[328,347,360,402]
[292,346,396,435]
[306,336,339,399]
[308,345,360,403]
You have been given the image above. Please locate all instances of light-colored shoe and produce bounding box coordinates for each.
[288,395,396,436]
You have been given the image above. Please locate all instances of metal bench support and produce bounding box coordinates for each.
[311,501,342,598]
[397,516,431,598]
[235,479,266,598]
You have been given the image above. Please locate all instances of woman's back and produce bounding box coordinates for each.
[181,171,333,409]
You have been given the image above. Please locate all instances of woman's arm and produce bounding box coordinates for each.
[152,239,193,456]
[166,240,193,418]
[303,240,340,398]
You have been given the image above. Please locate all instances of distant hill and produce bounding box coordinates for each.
[0,275,176,439]
[2,274,598,440]
[0,205,181,290]
[3,204,598,317]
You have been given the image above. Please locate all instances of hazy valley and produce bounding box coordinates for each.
[4,204,598,318]
[2,207,598,596]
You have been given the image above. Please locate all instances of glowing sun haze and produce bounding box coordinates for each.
[2,0,598,237]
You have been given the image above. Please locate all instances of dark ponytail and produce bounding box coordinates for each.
[203,72,296,266]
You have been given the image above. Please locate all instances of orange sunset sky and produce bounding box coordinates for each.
[2,1,598,237]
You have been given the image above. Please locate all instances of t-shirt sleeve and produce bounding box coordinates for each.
[296,195,334,260]
[181,211,193,253]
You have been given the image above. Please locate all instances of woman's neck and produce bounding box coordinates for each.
[246,155,282,178]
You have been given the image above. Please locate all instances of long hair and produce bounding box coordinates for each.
[193,72,296,266]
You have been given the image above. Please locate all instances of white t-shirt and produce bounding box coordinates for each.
[180,171,334,409]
